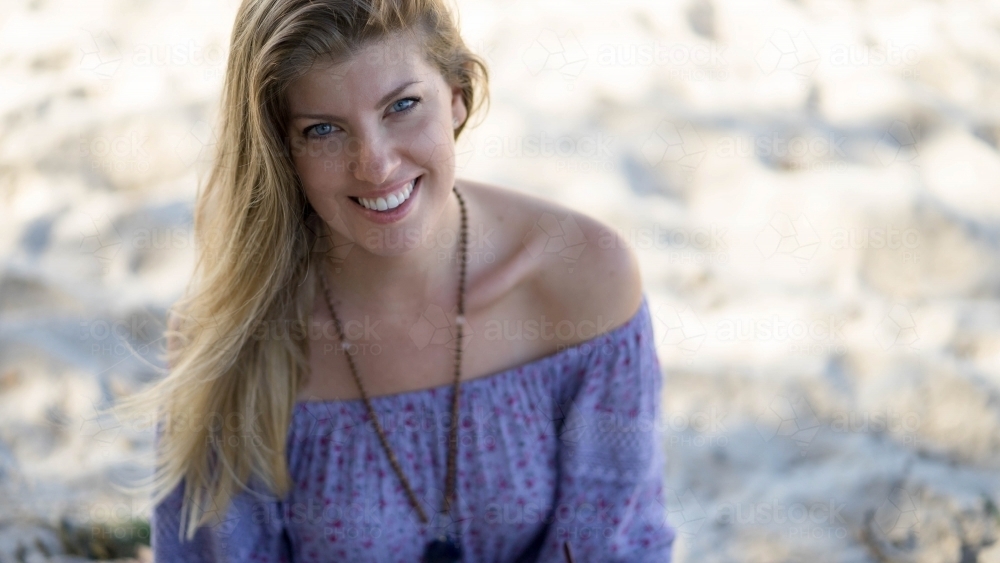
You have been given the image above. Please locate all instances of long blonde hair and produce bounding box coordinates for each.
[117,0,487,541]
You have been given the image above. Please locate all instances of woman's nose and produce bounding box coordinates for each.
[352,132,399,185]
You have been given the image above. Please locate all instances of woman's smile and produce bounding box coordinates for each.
[347,174,422,224]
[286,30,467,254]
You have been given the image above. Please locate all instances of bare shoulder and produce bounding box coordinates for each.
[459,179,644,342]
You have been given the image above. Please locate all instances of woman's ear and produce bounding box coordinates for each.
[450,83,469,131]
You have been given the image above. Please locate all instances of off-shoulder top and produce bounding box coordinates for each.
[151,296,676,562]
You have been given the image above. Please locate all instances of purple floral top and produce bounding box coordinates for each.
[151,296,676,562]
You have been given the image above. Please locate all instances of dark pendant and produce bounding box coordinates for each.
[423,535,462,563]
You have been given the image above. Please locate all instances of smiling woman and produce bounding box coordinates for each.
[128,0,677,561]
[286,31,464,234]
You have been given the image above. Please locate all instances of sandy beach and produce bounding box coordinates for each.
[1,0,999,560]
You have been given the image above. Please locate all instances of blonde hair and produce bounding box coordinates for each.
[117,0,488,541]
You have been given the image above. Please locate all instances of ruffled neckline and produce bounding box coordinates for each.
[293,295,649,410]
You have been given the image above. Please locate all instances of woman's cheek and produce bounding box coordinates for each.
[404,114,454,167]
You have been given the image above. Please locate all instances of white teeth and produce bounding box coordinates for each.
[357,179,417,211]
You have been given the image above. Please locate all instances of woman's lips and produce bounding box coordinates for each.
[347,175,421,224]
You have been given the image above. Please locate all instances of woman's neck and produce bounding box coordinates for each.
[319,192,464,316]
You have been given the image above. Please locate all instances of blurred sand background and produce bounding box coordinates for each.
[2,0,1000,561]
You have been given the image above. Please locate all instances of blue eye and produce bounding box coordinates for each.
[306,123,334,137]
[390,97,419,113]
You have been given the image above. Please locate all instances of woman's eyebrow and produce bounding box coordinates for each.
[375,79,422,108]
[289,80,424,121]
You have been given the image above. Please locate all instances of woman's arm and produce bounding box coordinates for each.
[152,324,292,563]
[150,474,292,562]
[531,298,676,562]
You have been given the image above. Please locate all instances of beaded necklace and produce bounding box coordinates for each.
[317,185,468,563]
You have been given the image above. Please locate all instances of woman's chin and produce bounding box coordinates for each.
[340,223,412,256]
